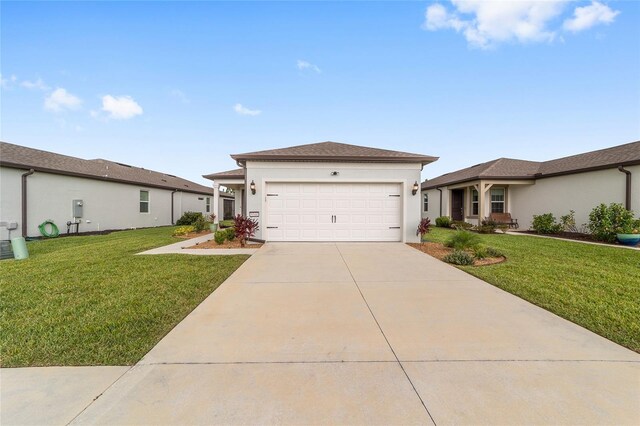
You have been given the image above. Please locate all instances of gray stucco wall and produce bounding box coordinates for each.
[244,161,424,242]
[0,167,212,239]
[509,166,640,230]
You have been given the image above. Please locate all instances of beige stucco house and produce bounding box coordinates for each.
[421,141,640,230]
[204,141,437,242]
[0,142,230,239]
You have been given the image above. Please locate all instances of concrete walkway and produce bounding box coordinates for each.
[65,242,639,425]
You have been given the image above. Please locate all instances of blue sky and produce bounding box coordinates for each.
[2,1,639,185]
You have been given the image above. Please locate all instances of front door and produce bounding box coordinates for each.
[451,189,464,221]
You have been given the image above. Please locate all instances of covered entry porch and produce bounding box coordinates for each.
[203,168,245,223]
[447,179,534,225]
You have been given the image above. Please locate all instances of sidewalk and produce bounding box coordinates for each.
[137,233,259,256]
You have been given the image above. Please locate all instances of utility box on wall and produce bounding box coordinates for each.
[72,200,83,218]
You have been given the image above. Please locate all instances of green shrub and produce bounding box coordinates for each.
[445,230,482,251]
[176,211,204,226]
[214,231,226,245]
[486,247,505,258]
[474,245,488,259]
[172,226,195,236]
[443,250,474,265]
[451,220,473,230]
[193,215,207,233]
[496,224,509,233]
[475,219,497,234]
[588,203,636,242]
[532,213,562,234]
[225,227,236,241]
[435,216,451,228]
[219,219,234,228]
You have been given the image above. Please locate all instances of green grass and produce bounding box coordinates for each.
[423,227,640,352]
[0,227,248,367]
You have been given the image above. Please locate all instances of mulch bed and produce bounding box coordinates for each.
[407,242,505,266]
[188,239,263,249]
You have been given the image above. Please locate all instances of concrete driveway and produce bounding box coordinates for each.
[72,243,639,425]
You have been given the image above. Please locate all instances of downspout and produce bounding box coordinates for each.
[21,169,35,237]
[437,187,443,217]
[618,166,632,210]
[171,190,178,224]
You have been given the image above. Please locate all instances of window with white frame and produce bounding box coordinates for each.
[490,188,505,213]
[206,197,211,213]
[423,193,428,212]
[140,190,150,213]
[471,189,479,215]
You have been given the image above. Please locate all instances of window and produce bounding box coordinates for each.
[471,189,479,215]
[490,188,505,213]
[139,190,149,213]
[206,197,211,213]
[423,193,428,212]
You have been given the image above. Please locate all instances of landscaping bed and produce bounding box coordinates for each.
[408,242,505,266]
[188,239,263,249]
[516,230,635,245]
[0,227,248,367]
[423,227,640,353]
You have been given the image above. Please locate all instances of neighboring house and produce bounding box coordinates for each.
[0,142,229,239]
[204,141,437,242]
[421,141,640,230]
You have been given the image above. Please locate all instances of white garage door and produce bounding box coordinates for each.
[265,182,402,241]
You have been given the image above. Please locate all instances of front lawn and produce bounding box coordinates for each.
[423,228,640,353]
[0,227,248,367]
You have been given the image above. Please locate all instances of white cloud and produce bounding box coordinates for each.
[297,59,321,73]
[233,103,261,116]
[21,77,49,91]
[563,1,620,32]
[169,89,189,103]
[423,1,618,49]
[44,88,82,112]
[100,95,143,120]
[1,74,17,89]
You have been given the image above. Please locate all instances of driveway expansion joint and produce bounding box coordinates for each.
[336,243,438,426]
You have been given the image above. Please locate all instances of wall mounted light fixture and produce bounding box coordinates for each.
[412,181,419,196]
[250,180,256,195]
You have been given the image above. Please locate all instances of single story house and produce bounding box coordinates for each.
[0,142,231,239]
[204,141,437,242]
[421,141,640,230]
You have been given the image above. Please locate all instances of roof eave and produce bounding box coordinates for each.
[231,155,439,165]
[422,175,536,190]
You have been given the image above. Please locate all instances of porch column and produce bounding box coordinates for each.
[234,190,243,216]
[478,181,493,222]
[212,183,220,224]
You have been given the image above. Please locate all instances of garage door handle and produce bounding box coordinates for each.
[267,226,278,229]
[389,194,400,197]
[389,226,400,229]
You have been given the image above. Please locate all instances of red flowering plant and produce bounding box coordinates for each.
[416,218,432,244]
[233,214,260,247]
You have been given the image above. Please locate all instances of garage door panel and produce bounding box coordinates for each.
[266,182,402,242]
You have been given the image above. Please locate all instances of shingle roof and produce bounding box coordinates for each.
[423,141,640,190]
[202,168,245,181]
[538,141,640,176]
[231,141,438,165]
[0,141,212,195]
